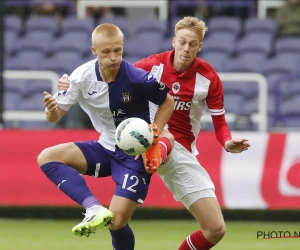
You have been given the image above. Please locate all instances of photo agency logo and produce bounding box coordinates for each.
[257,231,300,239]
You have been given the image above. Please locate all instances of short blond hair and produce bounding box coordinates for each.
[175,16,208,42]
[91,23,124,46]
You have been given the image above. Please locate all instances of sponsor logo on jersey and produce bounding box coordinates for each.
[172,82,180,94]
[88,91,97,96]
[121,92,131,103]
[116,109,126,116]
[174,100,192,110]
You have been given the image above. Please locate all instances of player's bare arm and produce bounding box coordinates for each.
[153,93,174,133]
[224,139,251,153]
[43,91,66,123]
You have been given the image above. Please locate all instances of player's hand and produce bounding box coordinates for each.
[224,139,250,153]
[58,74,70,90]
[43,91,58,112]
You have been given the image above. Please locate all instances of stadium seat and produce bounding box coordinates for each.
[100,16,131,39]
[25,15,59,36]
[134,17,167,39]
[223,81,258,99]
[243,18,277,37]
[39,51,85,76]
[159,38,173,52]
[263,53,300,75]
[4,79,31,95]
[274,37,300,55]
[207,16,242,38]
[124,35,161,58]
[272,74,300,100]
[4,30,18,56]
[5,51,45,70]
[223,93,245,115]
[84,53,97,62]
[49,32,91,56]
[242,93,275,117]
[3,92,22,110]
[60,16,95,37]
[202,32,236,56]
[235,32,274,56]
[279,95,300,118]
[263,54,300,94]
[200,51,230,72]
[26,80,52,96]
[4,15,23,35]
[225,52,267,73]
[21,92,46,111]
[14,30,54,55]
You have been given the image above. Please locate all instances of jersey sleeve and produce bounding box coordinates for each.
[206,72,232,147]
[143,73,170,105]
[55,71,80,111]
[134,55,160,72]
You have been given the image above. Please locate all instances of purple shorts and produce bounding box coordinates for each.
[75,140,152,204]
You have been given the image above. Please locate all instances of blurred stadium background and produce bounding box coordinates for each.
[1,0,300,249]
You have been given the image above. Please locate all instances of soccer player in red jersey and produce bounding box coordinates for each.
[133,16,250,250]
[58,17,250,249]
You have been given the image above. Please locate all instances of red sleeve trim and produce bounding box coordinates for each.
[211,114,232,147]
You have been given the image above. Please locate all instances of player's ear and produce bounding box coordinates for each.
[91,46,97,56]
[198,42,202,52]
[172,37,175,48]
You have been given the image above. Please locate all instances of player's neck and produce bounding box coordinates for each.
[172,61,192,73]
[99,67,119,83]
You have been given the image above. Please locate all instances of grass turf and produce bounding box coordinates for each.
[0,219,299,250]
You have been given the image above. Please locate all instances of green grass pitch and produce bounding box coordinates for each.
[0,219,299,250]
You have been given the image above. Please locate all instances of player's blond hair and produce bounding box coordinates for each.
[175,16,208,42]
[91,23,124,46]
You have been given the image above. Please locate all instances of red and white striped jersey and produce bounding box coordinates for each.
[134,50,231,154]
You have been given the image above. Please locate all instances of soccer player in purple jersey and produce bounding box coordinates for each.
[37,23,174,250]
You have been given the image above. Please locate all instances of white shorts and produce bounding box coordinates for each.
[157,141,216,209]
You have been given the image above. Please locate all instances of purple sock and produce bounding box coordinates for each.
[40,162,99,206]
[109,224,135,250]
[82,196,101,210]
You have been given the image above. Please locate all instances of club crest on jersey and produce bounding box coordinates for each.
[172,82,180,94]
[121,92,131,103]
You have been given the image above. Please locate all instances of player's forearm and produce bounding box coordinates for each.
[211,114,232,147]
[45,107,64,123]
[153,95,174,133]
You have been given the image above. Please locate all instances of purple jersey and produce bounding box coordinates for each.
[56,59,170,151]
[54,59,169,203]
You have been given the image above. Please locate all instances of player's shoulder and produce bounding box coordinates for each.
[123,59,150,80]
[134,50,170,70]
[194,57,219,80]
[69,59,97,83]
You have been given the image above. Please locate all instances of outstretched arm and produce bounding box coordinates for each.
[224,138,250,153]
[212,115,251,153]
